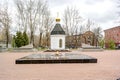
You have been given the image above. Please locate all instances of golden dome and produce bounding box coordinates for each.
[56,18,60,22]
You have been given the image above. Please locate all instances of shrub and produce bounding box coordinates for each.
[108,40,115,49]
[13,31,29,48]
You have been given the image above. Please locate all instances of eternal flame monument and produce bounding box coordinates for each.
[15,17,97,64]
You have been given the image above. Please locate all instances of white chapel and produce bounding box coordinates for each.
[50,17,65,50]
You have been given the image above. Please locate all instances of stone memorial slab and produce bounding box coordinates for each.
[16,53,97,64]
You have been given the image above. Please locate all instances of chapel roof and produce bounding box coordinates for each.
[51,23,65,35]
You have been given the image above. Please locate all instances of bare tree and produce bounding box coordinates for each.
[92,26,103,46]
[14,0,28,32]
[39,10,54,47]
[63,6,82,36]
[0,5,11,48]
[34,1,54,47]
[44,11,54,47]
[14,0,48,47]
[63,6,82,48]
[85,19,95,31]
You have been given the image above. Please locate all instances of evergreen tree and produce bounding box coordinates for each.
[15,31,24,47]
[23,31,29,46]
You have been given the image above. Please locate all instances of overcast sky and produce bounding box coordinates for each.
[48,0,120,30]
[0,0,120,31]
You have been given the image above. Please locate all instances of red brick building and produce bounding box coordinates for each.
[104,26,120,48]
[66,31,97,48]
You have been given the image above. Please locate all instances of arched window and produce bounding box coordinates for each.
[59,39,62,48]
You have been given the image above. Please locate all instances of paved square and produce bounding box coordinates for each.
[0,50,120,80]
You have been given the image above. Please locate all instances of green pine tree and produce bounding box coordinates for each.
[15,31,24,47]
[23,31,29,46]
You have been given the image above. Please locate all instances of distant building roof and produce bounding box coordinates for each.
[51,23,65,35]
[104,26,120,31]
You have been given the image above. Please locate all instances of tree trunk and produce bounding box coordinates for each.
[30,31,35,47]
[46,32,49,47]
[39,32,42,47]
[6,29,9,48]
[30,31,33,43]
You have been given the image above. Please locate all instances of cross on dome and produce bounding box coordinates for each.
[56,12,60,22]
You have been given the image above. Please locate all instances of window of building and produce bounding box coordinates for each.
[59,39,62,48]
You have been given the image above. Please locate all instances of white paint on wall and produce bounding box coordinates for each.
[50,35,65,49]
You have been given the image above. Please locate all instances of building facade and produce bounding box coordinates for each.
[66,31,97,48]
[104,26,120,48]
